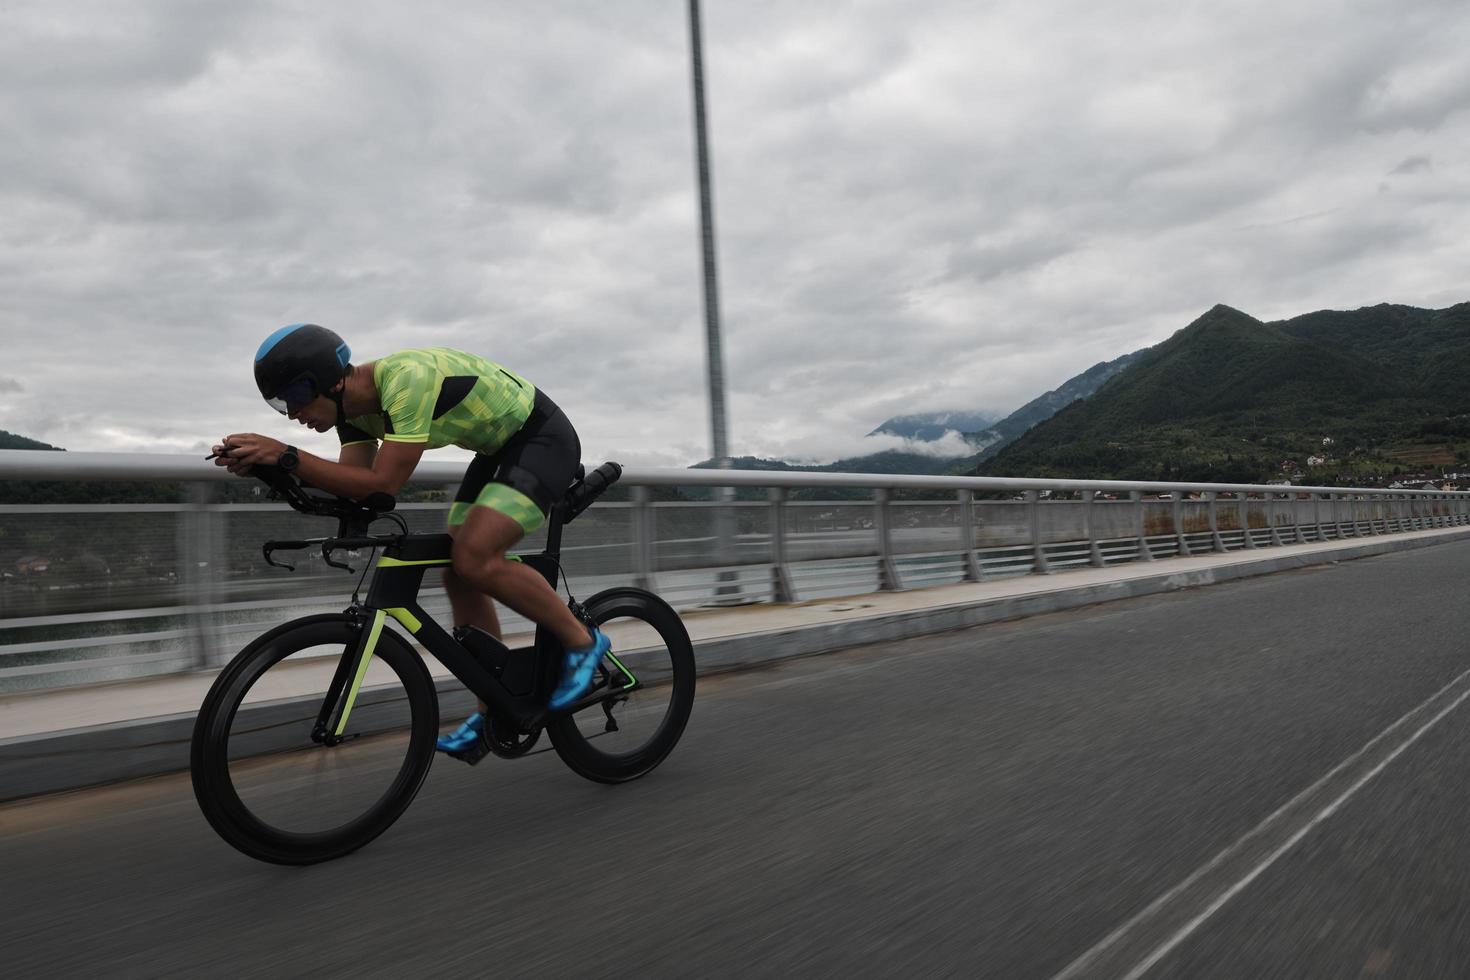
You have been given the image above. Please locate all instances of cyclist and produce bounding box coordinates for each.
[212,323,610,754]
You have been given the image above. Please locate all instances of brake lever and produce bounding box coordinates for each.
[323,542,355,573]
[263,544,297,572]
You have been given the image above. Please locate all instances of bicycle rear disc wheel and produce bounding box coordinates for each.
[191,614,438,865]
[547,588,695,783]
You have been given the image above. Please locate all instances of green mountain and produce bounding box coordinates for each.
[0,430,61,451]
[957,349,1148,461]
[977,302,1470,483]
[863,352,1149,464]
[868,411,1000,443]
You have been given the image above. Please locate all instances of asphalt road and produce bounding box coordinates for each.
[6,542,1470,978]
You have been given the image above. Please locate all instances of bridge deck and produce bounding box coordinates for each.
[5,535,1470,977]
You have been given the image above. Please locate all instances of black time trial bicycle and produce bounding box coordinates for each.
[190,461,695,865]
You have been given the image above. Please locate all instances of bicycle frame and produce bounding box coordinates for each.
[316,504,641,743]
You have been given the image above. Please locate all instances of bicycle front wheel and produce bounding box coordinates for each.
[190,614,438,865]
[547,587,695,783]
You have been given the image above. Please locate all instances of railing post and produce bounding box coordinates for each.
[713,486,740,600]
[957,489,983,582]
[1085,491,1105,567]
[768,487,796,603]
[1173,494,1191,556]
[1131,490,1153,562]
[1311,492,1322,540]
[1268,493,1285,546]
[1334,493,1348,538]
[1239,493,1256,549]
[1207,491,1226,552]
[181,483,223,669]
[875,488,902,590]
[1292,493,1307,544]
[1364,493,1379,535]
[1029,489,1054,573]
[631,485,657,592]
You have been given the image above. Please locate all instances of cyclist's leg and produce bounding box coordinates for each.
[447,395,605,710]
[443,534,501,720]
[447,394,588,649]
[449,505,591,650]
[443,554,501,639]
[439,456,504,747]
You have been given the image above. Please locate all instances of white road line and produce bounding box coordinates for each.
[1050,663,1470,980]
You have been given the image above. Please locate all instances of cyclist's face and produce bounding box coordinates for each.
[288,393,337,432]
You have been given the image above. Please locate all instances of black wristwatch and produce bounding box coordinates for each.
[278,445,301,473]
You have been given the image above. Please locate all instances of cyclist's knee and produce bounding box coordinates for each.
[442,564,473,596]
[451,538,511,587]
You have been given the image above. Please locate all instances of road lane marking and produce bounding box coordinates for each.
[1050,662,1470,980]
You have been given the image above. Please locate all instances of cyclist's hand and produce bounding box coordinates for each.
[209,441,248,475]
[217,434,285,475]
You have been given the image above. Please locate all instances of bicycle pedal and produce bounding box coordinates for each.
[446,737,491,766]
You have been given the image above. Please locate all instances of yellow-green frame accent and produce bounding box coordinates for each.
[334,609,386,736]
[376,556,453,568]
[384,606,423,634]
[604,650,639,690]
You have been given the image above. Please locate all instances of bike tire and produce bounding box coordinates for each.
[547,587,695,784]
[190,614,438,865]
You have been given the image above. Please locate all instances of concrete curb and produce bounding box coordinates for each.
[5,527,1468,802]
[689,531,1470,674]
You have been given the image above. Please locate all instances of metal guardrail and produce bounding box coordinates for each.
[2,449,1467,692]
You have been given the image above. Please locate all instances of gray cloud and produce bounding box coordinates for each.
[1,0,1467,466]
[0,377,23,394]
[1389,155,1433,175]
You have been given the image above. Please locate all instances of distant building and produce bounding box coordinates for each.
[1307,454,1327,466]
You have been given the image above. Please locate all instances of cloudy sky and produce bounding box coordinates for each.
[2,0,1467,467]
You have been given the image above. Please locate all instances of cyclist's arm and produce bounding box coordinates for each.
[295,439,424,499]
[338,441,377,469]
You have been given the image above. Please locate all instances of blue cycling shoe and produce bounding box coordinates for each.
[436,711,485,754]
[548,629,611,711]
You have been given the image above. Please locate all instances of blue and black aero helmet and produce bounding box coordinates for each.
[254,324,352,415]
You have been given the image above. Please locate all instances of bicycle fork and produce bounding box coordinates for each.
[312,609,386,745]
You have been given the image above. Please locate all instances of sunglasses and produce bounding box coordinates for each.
[265,378,318,415]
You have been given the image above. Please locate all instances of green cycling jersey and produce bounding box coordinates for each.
[337,348,536,455]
